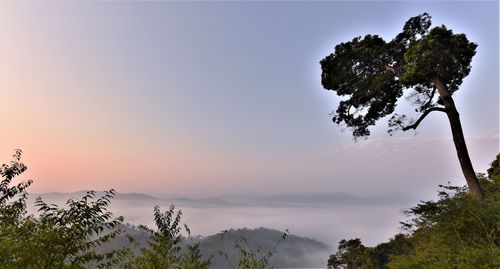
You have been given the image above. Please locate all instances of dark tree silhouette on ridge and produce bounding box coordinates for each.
[320,13,484,199]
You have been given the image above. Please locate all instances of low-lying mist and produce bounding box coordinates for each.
[26,191,413,249]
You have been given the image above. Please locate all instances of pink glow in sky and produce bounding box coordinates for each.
[0,1,498,198]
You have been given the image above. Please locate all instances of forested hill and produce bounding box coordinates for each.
[101,225,330,268]
[195,227,330,268]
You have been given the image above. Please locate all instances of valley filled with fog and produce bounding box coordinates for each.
[27,191,416,249]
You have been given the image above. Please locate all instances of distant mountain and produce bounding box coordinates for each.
[256,192,366,206]
[31,190,413,209]
[32,191,160,201]
[170,197,241,207]
[115,192,160,200]
[32,191,89,199]
[255,192,414,207]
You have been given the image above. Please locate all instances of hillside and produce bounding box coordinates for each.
[100,225,330,268]
[195,227,330,268]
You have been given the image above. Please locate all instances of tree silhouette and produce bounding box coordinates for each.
[320,13,484,199]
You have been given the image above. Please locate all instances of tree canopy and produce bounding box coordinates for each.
[320,13,476,138]
[320,13,485,199]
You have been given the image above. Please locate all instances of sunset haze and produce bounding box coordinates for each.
[0,1,498,200]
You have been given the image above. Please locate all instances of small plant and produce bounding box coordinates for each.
[218,228,289,269]
[133,205,210,269]
[0,149,32,221]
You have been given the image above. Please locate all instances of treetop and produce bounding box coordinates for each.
[320,13,477,138]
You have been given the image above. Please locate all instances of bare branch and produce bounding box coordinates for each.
[383,64,396,73]
[421,87,437,111]
[402,107,446,131]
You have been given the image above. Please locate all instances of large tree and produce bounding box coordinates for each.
[320,13,484,199]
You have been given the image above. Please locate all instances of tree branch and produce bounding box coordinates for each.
[382,64,405,78]
[402,107,446,131]
[421,87,437,111]
[383,64,396,73]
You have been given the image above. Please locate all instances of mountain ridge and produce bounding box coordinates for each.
[31,190,414,207]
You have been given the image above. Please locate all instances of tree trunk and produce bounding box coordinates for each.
[432,76,485,200]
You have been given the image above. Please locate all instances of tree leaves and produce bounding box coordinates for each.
[0,152,280,269]
[320,13,477,139]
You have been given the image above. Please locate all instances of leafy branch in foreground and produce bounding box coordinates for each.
[33,190,130,268]
[327,153,500,269]
[0,150,130,269]
[132,204,210,269]
[0,149,32,221]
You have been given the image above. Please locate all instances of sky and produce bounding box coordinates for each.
[0,1,498,200]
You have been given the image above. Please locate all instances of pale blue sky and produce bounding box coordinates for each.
[0,1,498,198]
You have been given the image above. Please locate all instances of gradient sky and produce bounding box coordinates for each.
[0,1,498,199]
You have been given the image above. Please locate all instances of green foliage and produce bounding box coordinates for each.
[327,238,366,269]
[0,151,289,268]
[33,190,130,268]
[400,25,476,93]
[487,154,500,184]
[132,205,210,269]
[326,154,500,269]
[233,236,275,269]
[217,228,288,269]
[389,177,499,269]
[1,193,130,268]
[0,149,32,220]
[0,151,130,268]
[327,236,413,269]
[320,13,476,138]
[0,150,35,266]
